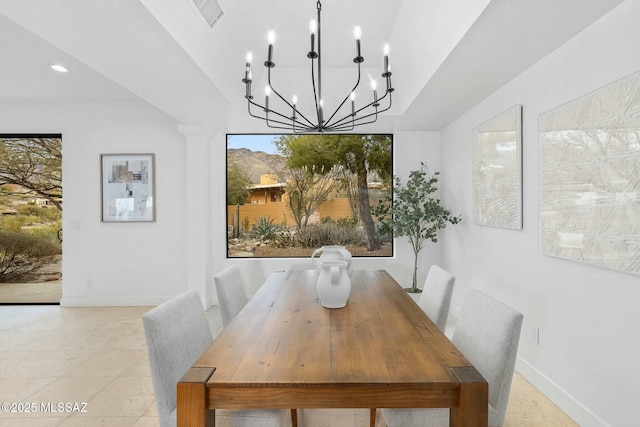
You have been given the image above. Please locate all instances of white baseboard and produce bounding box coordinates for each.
[60,296,168,307]
[515,357,609,427]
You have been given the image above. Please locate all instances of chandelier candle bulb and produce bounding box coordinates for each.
[309,19,317,54]
[267,31,275,65]
[292,95,298,119]
[383,44,390,73]
[354,26,362,58]
[386,64,391,91]
[242,53,253,98]
[350,92,356,116]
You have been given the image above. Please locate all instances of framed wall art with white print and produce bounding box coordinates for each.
[473,104,523,229]
[101,153,155,222]
[539,70,640,275]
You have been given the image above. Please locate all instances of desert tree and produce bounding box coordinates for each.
[275,134,391,250]
[0,137,62,210]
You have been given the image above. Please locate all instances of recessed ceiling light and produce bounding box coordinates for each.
[50,64,68,73]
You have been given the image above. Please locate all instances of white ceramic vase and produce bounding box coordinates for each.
[316,260,351,309]
[311,245,352,273]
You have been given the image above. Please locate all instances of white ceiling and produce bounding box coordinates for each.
[0,0,626,130]
[0,13,137,103]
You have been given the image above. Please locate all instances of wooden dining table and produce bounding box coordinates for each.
[177,269,488,427]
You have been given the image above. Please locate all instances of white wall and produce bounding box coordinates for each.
[0,100,446,306]
[0,102,189,305]
[439,1,640,425]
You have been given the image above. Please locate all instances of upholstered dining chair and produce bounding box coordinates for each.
[381,288,524,427]
[143,289,289,427]
[418,264,456,332]
[214,264,249,328]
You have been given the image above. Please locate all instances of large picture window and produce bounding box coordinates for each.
[226,134,393,258]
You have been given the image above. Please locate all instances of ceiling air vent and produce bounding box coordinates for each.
[191,0,223,29]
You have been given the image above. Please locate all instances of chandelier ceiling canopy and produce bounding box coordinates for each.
[242,0,394,133]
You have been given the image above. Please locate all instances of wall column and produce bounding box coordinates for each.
[178,124,215,308]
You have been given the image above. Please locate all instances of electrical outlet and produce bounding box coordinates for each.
[530,326,540,345]
[86,279,93,289]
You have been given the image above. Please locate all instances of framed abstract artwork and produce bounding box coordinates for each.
[473,104,523,229]
[539,70,640,275]
[101,153,155,222]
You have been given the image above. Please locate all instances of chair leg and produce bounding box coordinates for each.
[370,408,376,427]
[290,408,297,427]
[206,409,215,427]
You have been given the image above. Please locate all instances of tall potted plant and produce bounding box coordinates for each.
[374,163,461,293]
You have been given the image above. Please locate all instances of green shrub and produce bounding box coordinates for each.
[320,216,335,224]
[0,215,41,232]
[336,217,357,228]
[271,230,296,248]
[296,222,364,247]
[24,222,62,247]
[0,231,61,282]
[249,216,280,239]
[16,205,61,222]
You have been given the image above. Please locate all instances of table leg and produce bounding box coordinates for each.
[370,408,376,427]
[177,367,215,427]
[291,409,298,427]
[449,366,488,427]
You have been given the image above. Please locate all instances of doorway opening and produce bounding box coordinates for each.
[0,134,62,305]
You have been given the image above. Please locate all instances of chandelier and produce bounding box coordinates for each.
[242,0,394,133]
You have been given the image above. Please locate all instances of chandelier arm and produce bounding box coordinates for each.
[329,104,374,128]
[334,106,381,127]
[343,93,393,128]
[247,97,292,125]
[267,69,316,128]
[329,87,392,128]
[323,64,362,128]
[375,92,393,114]
[325,119,355,132]
[293,126,322,134]
[329,91,391,131]
[330,113,378,131]
[247,97,314,130]
[265,115,314,131]
[265,120,310,131]
[326,101,385,130]
[328,108,378,130]
[330,96,380,128]
[246,99,271,121]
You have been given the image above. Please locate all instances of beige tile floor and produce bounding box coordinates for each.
[0,305,578,427]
